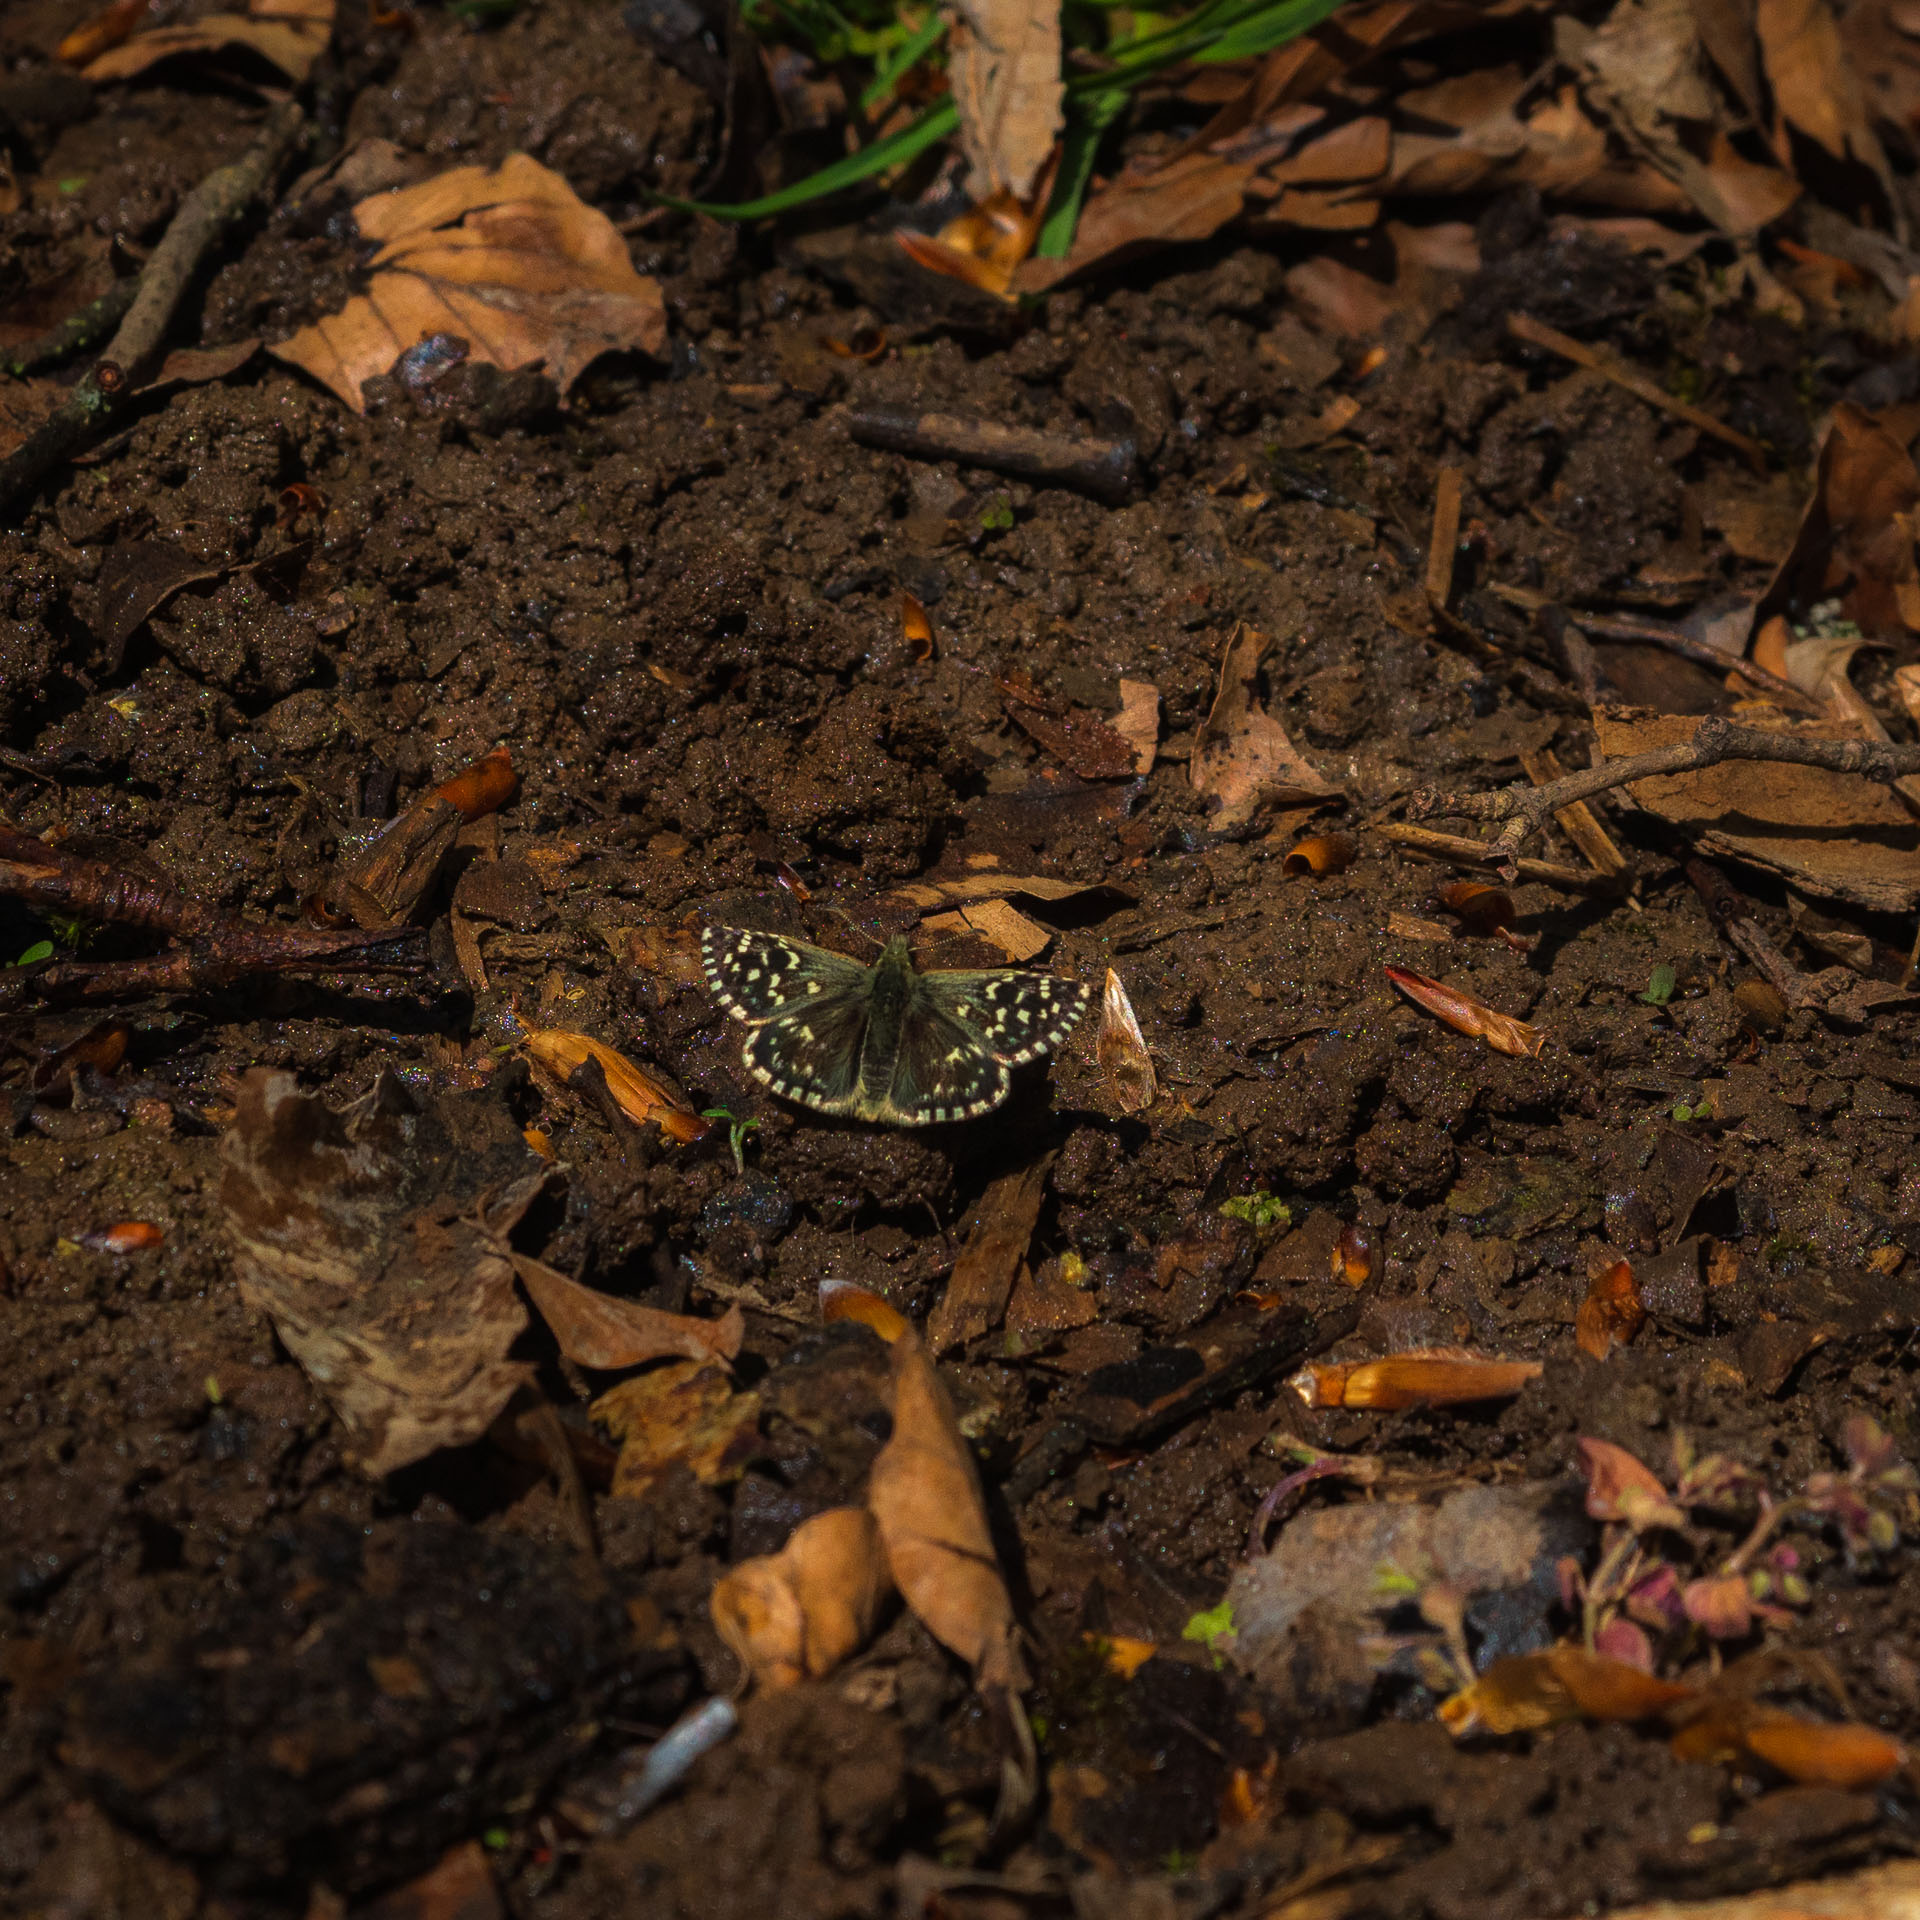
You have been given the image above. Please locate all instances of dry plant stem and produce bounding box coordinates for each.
[1411,716,1920,864]
[846,405,1137,504]
[0,99,305,521]
[1374,821,1618,895]
[1425,467,1464,607]
[1687,858,1821,1011]
[1505,312,1767,471]
[1572,613,1820,710]
[5,279,140,378]
[1520,748,1628,880]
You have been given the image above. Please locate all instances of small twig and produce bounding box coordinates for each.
[0,99,306,521]
[1520,748,1629,882]
[1506,312,1767,471]
[1373,820,1620,895]
[4,280,141,379]
[1409,714,1920,864]
[1424,466,1464,610]
[845,404,1136,504]
[1571,612,1821,711]
[1687,857,1821,1011]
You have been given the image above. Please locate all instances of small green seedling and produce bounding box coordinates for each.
[701,1108,761,1176]
[1640,963,1677,1006]
[1181,1599,1235,1666]
[1220,1191,1290,1232]
[8,941,54,967]
[978,496,1015,533]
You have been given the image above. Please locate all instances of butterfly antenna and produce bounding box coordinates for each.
[821,905,886,956]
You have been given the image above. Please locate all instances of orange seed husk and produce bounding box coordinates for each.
[820,1279,911,1344]
[521,1028,711,1142]
[1283,832,1357,877]
[431,746,519,820]
[1385,965,1544,1058]
[1331,1221,1377,1287]
[1436,879,1516,930]
[1292,1348,1543,1409]
[1576,1259,1647,1361]
[81,1221,164,1254]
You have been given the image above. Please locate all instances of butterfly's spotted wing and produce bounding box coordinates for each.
[701,926,870,1023]
[914,969,1092,1066]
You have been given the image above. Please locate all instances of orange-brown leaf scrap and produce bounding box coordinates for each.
[592,1360,762,1500]
[711,1507,892,1689]
[1283,832,1357,876]
[820,1279,912,1344]
[902,593,934,662]
[512,1252,743,1371]
[272,153,666,413]
[432,745,519,819]
[1193,624,1340,831]
[896,189,1046,300]
[1384,965,1544,1058]
[59,0,163,66]
[1096,966,1157,1115]
[1671,1698,1908,1787]
[867,1332,1028,1693]
[1291,1348,1543,1409]
[1576,1260,1647,1360]
[81,0,333,84]
[521,1028,711,1143]
[1576,1436,1686,1531]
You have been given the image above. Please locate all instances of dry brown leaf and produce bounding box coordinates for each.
[1756,0,1892,182]
[868,1332,1028,1693]
[1192,623,1340,831]
[889,872,1125,911]
[1671,1698,1909,1786]
[219,1069,547,1476]
[512,1253,743,1371]
[1384,965,1544,1057]
[929,1157,1054,1353]
[593,1359,762,1500]
[1111,678,1160,772]
[1592,705,1920,913]
[946,0,1063,202]
[521,1028,712,1143]
[1291,1348,1544,1408]
[1595,1860,1920,1920]
[1283,256,1398,337]
[1576,1259,1648,1359]
[819,1279,912,1343]
[941,896,1052,961]
[272,153,665,413]
[83,0,333,84]
[1096,966,1157,1114]
[711,1507,892,1689]
[895,189,1045,299]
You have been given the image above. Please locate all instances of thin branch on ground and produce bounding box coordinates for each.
[1686,857,1822,1011]
[1407,715,1920,864]
[4,280,141,379]
[1570,612,1823,711]
[0,99,306,521]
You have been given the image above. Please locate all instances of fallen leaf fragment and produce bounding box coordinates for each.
[1576,1436,1686,1531]
[711,1507,892,1689]
[1437,1651,1575,1735]
[921,895,1053,961]
[593,1360,761,1500]
[219,1069,547,1476]
[868,1331,1027,1693]
[59,0,163,65]
[1003,683,1139,781]
[78,1221,163,1254]
[902,593,934,661]
[273,152,666,413]
[896,190,1045,300]
[1283,832,1357,876]
[1576,1260,1647,1360]
[820,1279,911,1343]
[1193,623,1339,831]
[1719,1709,1907,1788]
[512,1253,742,1370]
[1290,1348,1543,1409]
[1087,1632,1156,1680]
[1547,1644,1697,1719]
[1384,966,1544,1057]
[946,0,1063,202]
[929,1157,1053,1354]
[1112,679,1160,773]
[522,1029,711,1143]
[1096,967,1157,1115]
[83,0,334,85]
[433,746,519,818]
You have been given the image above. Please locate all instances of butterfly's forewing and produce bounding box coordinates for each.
[917,970,1092,1066]
[701,926,870,1023]
[741,993,874,1113]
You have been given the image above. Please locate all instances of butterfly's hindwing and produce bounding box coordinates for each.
[701,925,869,1024]
[885,1001,1013,1125]
[918,970,1092,1065]
[740,994,872,1113]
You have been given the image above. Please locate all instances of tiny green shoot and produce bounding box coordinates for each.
[9,940,54,967]
[1640,963,1676,1006]
[978,496,1015,532]
[1219,1191,1290,1232]
[1181,1598,1235,1662]
[701,1107,762,1175]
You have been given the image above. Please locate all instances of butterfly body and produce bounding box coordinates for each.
[702,926,1089,1127]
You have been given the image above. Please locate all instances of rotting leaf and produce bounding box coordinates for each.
[593,1360,762,1501]
[91,542,226,675]
[521,1028,711,1143]
[1384,965,1544,1058]
[945,0,1063,202]
[272,153,666,413]
[1112,677,1160,773]
[511,1252,743,1371]
[1290,1348,1543,1409]
[1096,966,1157,1114]
[1193,622,1340,832]
[868,1330,1028,1694]
[1576,1259,1647,1360]
[219,1069,548,1476]
[82,0,334,85]
[1003,681,1139,781]
[710,1507,892,1689]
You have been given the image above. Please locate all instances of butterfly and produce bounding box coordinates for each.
[701,925,1090,1127]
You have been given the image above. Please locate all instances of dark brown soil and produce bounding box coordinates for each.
[5,3,1920,1916]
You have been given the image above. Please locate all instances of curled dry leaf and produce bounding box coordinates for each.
[1283,832,1357,876]
[902,593,934,662]
[1192,623,1340,832]
[511,1252,743,1371]
[710,1507,892,1689]
[896,190,1046,300]
[1576,1259,1647,1360]
[592,1360,762,1500]
[1291,1348,1543,1409]
[1384,965,1545,1058]
[1575,1436,1686,1531]
[820,1279,912,1344]
[867,1332,1028,1694]
[946,0,1063,202]
[434,746,520,818]
[273,153,666,414]
[82,0,333,85]
[219,1069,548,1476]
[1436,879,1516,932]
[521,1029,711,1143]
[1096,966,1157,1115]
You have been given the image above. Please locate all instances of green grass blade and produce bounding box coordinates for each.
[860,11,946,111]
[1036,89,1127,258]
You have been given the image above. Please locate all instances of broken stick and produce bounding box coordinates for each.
[846,405,1136,504]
